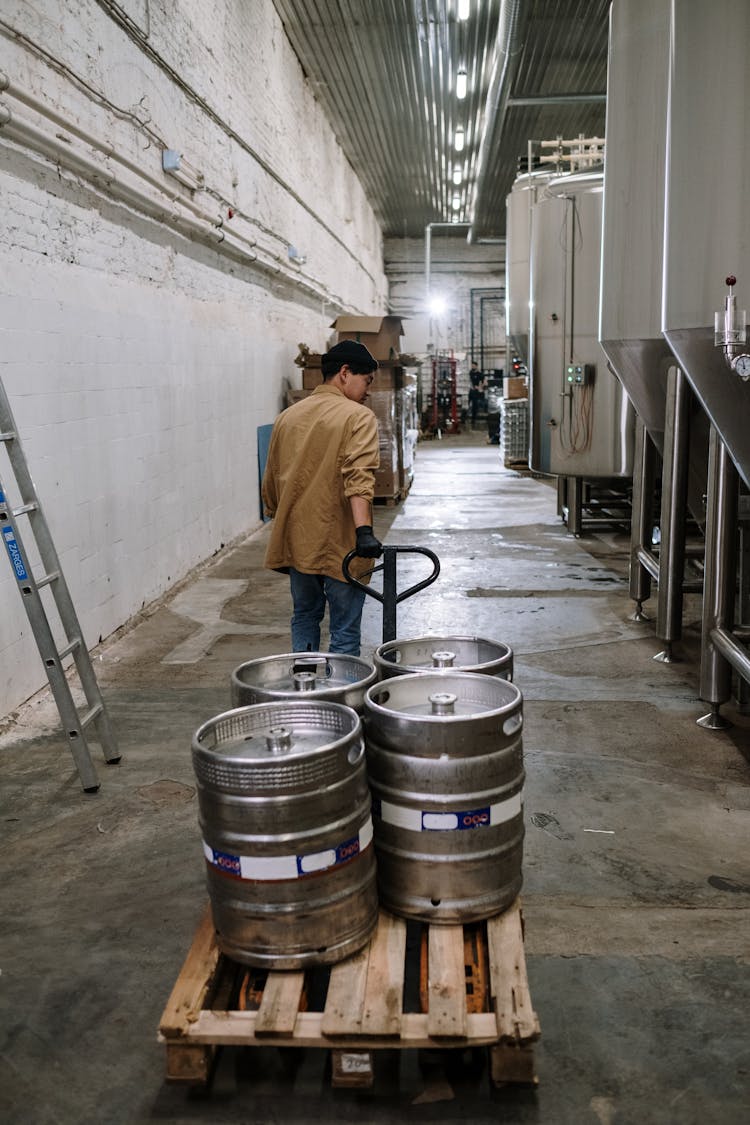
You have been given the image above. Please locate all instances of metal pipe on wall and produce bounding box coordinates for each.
[424,222,470,300]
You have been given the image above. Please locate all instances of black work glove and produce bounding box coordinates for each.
[355,525,383,558]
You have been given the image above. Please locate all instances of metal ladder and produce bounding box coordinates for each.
[0,378,120,791]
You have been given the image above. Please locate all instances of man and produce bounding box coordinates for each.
[261,340,383,655]
[468,362,486,429]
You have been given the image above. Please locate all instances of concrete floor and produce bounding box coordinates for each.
[1,430,750,1125]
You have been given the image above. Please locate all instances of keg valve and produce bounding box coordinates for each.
[431,650,456,668]
[293,671,318,692]
[266,727,292,753]
[715,276,750,380]
[429,692,457,715]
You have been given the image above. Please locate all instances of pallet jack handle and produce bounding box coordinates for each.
[342,544,441,644]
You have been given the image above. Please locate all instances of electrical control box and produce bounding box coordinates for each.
[565,363,595,386]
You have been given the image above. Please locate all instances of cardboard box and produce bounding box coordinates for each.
[285,388,312,408]
[302,368,324,389]
[331,315,404,362]
[504,376,528,400]
[371,363,405,390]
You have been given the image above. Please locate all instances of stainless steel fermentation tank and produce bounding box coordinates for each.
[662,0,750,491]
[192,700,377,968]
[374,634,513,682]
[599,0,709,648]
[661,0,750,723]
[528,170,634,478]
[363,671,524,924]
[506,170,552,373]
[231,651,377,712]
[599,0,673,452]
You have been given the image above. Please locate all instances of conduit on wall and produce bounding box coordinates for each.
[0,70,355,312]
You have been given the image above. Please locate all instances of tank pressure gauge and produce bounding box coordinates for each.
[732,354,750,381]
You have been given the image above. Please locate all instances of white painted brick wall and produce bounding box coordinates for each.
[0,0,389,716]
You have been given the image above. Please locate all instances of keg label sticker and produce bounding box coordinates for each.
[203,818,373,882]
[423,806,490,831]
[375,794,522,832]
[2,526,28,581]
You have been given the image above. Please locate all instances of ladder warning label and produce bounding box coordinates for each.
[2,526,28,580]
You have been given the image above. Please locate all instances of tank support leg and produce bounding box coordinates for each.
[655,365,690,660]
[698,426,738,729]
[629,416,656,621]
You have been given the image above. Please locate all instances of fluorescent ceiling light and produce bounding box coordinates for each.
[454,127,465,152]
[452,168,462,185]
[452,195,461,210]
[458,0,470,20]
[456,70,468,100]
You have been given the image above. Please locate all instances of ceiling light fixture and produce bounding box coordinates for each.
[454,127,465,152]
[456,70,468,100]
[452,168,462,185]
[458,0,470,21]
[452,194,461,211]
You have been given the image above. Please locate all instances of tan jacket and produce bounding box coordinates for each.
[262,383,380,582]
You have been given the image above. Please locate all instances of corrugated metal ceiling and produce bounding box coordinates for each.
[272,0,610,241]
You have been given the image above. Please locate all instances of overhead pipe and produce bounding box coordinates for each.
[507,93,606,107]
[467,0,522,245]
[424,221,470,301]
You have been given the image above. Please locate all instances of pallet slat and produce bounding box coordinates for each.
[360,910,406,1036]
[159,905,221,1037]
[321,943,370,1036]
[427,925,469,1039]
[188,1009,500,1047]
[487,903,540,1042]
[255,971,305,1037]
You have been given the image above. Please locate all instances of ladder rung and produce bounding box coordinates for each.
[80,703,103,729]
[0,430,16,441]
[13,501,38,516]
[57,636,82,660]
[36,569,61,589]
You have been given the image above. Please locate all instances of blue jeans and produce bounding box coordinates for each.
[289,568,367,655]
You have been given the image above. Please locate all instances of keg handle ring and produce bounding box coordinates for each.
[342,545,441,643]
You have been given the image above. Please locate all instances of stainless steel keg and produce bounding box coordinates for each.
[231,652,377,712]
[192,700,378,968]
[374,634,513,681]
[363,671,524,924]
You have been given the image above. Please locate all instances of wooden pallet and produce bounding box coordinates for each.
[158,900,540,1090]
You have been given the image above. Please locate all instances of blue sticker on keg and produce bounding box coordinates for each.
[2,526,28,580]
[209,848,241,876]
[335,834,361,863]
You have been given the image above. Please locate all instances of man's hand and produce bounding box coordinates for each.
[355,525,383,558]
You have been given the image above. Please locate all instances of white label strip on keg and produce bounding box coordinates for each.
[373,793,523,832]
[202,817,373,882]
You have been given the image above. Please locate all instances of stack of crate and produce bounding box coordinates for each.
[499,397,529,467]
[332,316,411,501]
[292,318,413,501]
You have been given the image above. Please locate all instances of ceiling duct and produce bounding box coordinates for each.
[467,0,522,245]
